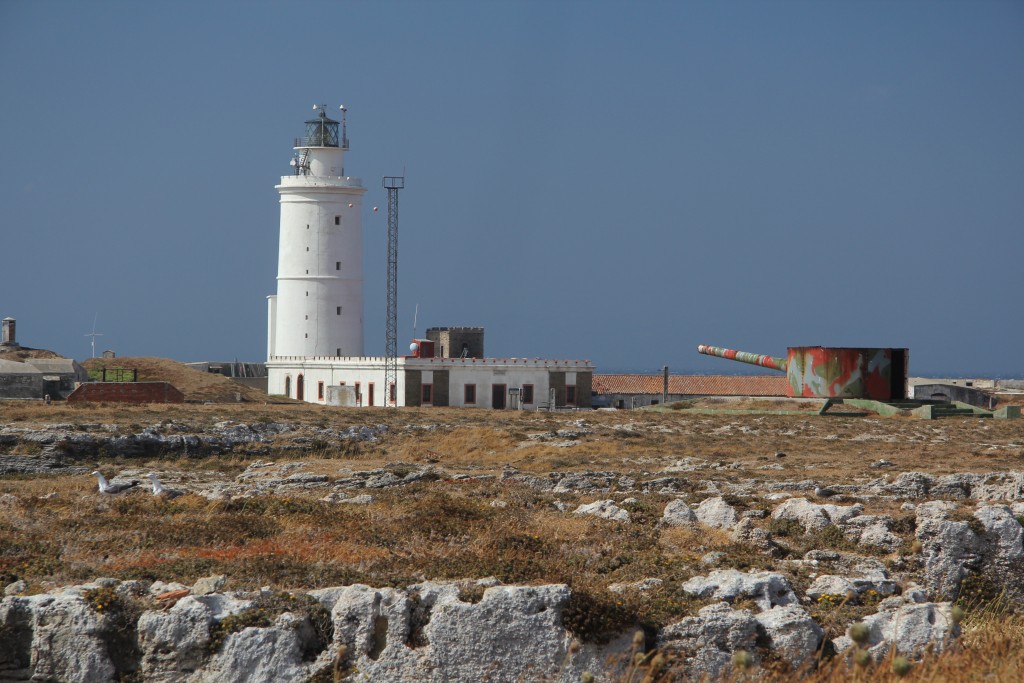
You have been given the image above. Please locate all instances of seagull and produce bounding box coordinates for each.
[91,471,138,495]
[814,485,838,498]
[146,473,184,499]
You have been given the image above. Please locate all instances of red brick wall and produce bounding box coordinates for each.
[66,382,185,404]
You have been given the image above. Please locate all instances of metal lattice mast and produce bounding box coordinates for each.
[383,176,404,406]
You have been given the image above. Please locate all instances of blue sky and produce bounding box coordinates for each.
[1,0,1021,376]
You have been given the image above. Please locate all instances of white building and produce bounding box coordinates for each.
[266,106,592,409]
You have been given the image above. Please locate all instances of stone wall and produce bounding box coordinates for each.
[404,370,422,407]
[425,327,484,359]
[548,371,566,407]
[576,372,593,409]
[432,369,450,407]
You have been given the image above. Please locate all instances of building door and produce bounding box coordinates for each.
[368,383,375,407]
[296,374,304,401]
[492,384,506,409]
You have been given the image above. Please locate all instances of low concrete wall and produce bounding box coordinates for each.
[66,382,185,404]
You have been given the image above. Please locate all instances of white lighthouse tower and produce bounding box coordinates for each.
[268,105,367,360]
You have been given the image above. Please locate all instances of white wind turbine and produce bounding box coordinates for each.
[85,313,103,358]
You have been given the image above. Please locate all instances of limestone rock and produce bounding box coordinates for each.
[0,597,33,681]
[974,504,1024,563]
[754,604,825,670]
[198,613,313,683]
[915,501,982,599]
[973,504,1024,600]
[931,473,983,500]
[681,570,797,611]
[696,496,739,530]
[730,517,774,551]
[887,472,934,498]
[192,574,227,596]
[976,472,1024,501]
[661,499,697,527]
[806,564,897,602]
[608,578,663,594]
[836,600,960,661]
[573,499,630,523]
[659,602,760,681]
[137,596,213,682]
[771,498,863,533]
[839,514,904,552]
[23,593,116,682]
[330,582,629,682]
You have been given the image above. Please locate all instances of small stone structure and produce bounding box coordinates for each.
[913,383,996,409]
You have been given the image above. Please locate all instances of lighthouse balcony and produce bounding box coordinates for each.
[277,175,363,188]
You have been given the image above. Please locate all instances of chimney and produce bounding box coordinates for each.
[1,317,16,347]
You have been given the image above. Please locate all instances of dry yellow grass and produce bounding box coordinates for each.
[2,398,1024,681]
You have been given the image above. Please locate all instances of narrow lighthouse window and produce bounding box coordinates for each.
[335,216,340,225]
[336,306,342,315]
[336,261,340,270]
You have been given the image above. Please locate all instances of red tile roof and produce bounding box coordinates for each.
[592,374,789,397]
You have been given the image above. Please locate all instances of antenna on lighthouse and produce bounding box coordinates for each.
[339,104,349,149]
[85,313,103,359]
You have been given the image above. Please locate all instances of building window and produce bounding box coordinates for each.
[318,381,324,400]
[566,385,577,405]
[336,261,341,270]
[284,375,291,397]
[355,382,361,405]
[464,384,476,404]
[389,383,396,403]
[422,384,432,405]
[336,348,341,356]
[305,291,308,297]
[305,315,308,320]
[522,384,534,404]
[306,246,309,251]
[368,383,375,406]
[335,216,340,225]
[337,306,341,315]
[305,333,308,338]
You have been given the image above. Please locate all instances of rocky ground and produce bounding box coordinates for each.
[1,403,1023,681]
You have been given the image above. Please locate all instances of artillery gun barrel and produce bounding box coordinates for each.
[696,345,788,372]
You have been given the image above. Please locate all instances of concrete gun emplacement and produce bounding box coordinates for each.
[697,344,908,401]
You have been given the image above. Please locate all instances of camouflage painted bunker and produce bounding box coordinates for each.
[697,344,908,401]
